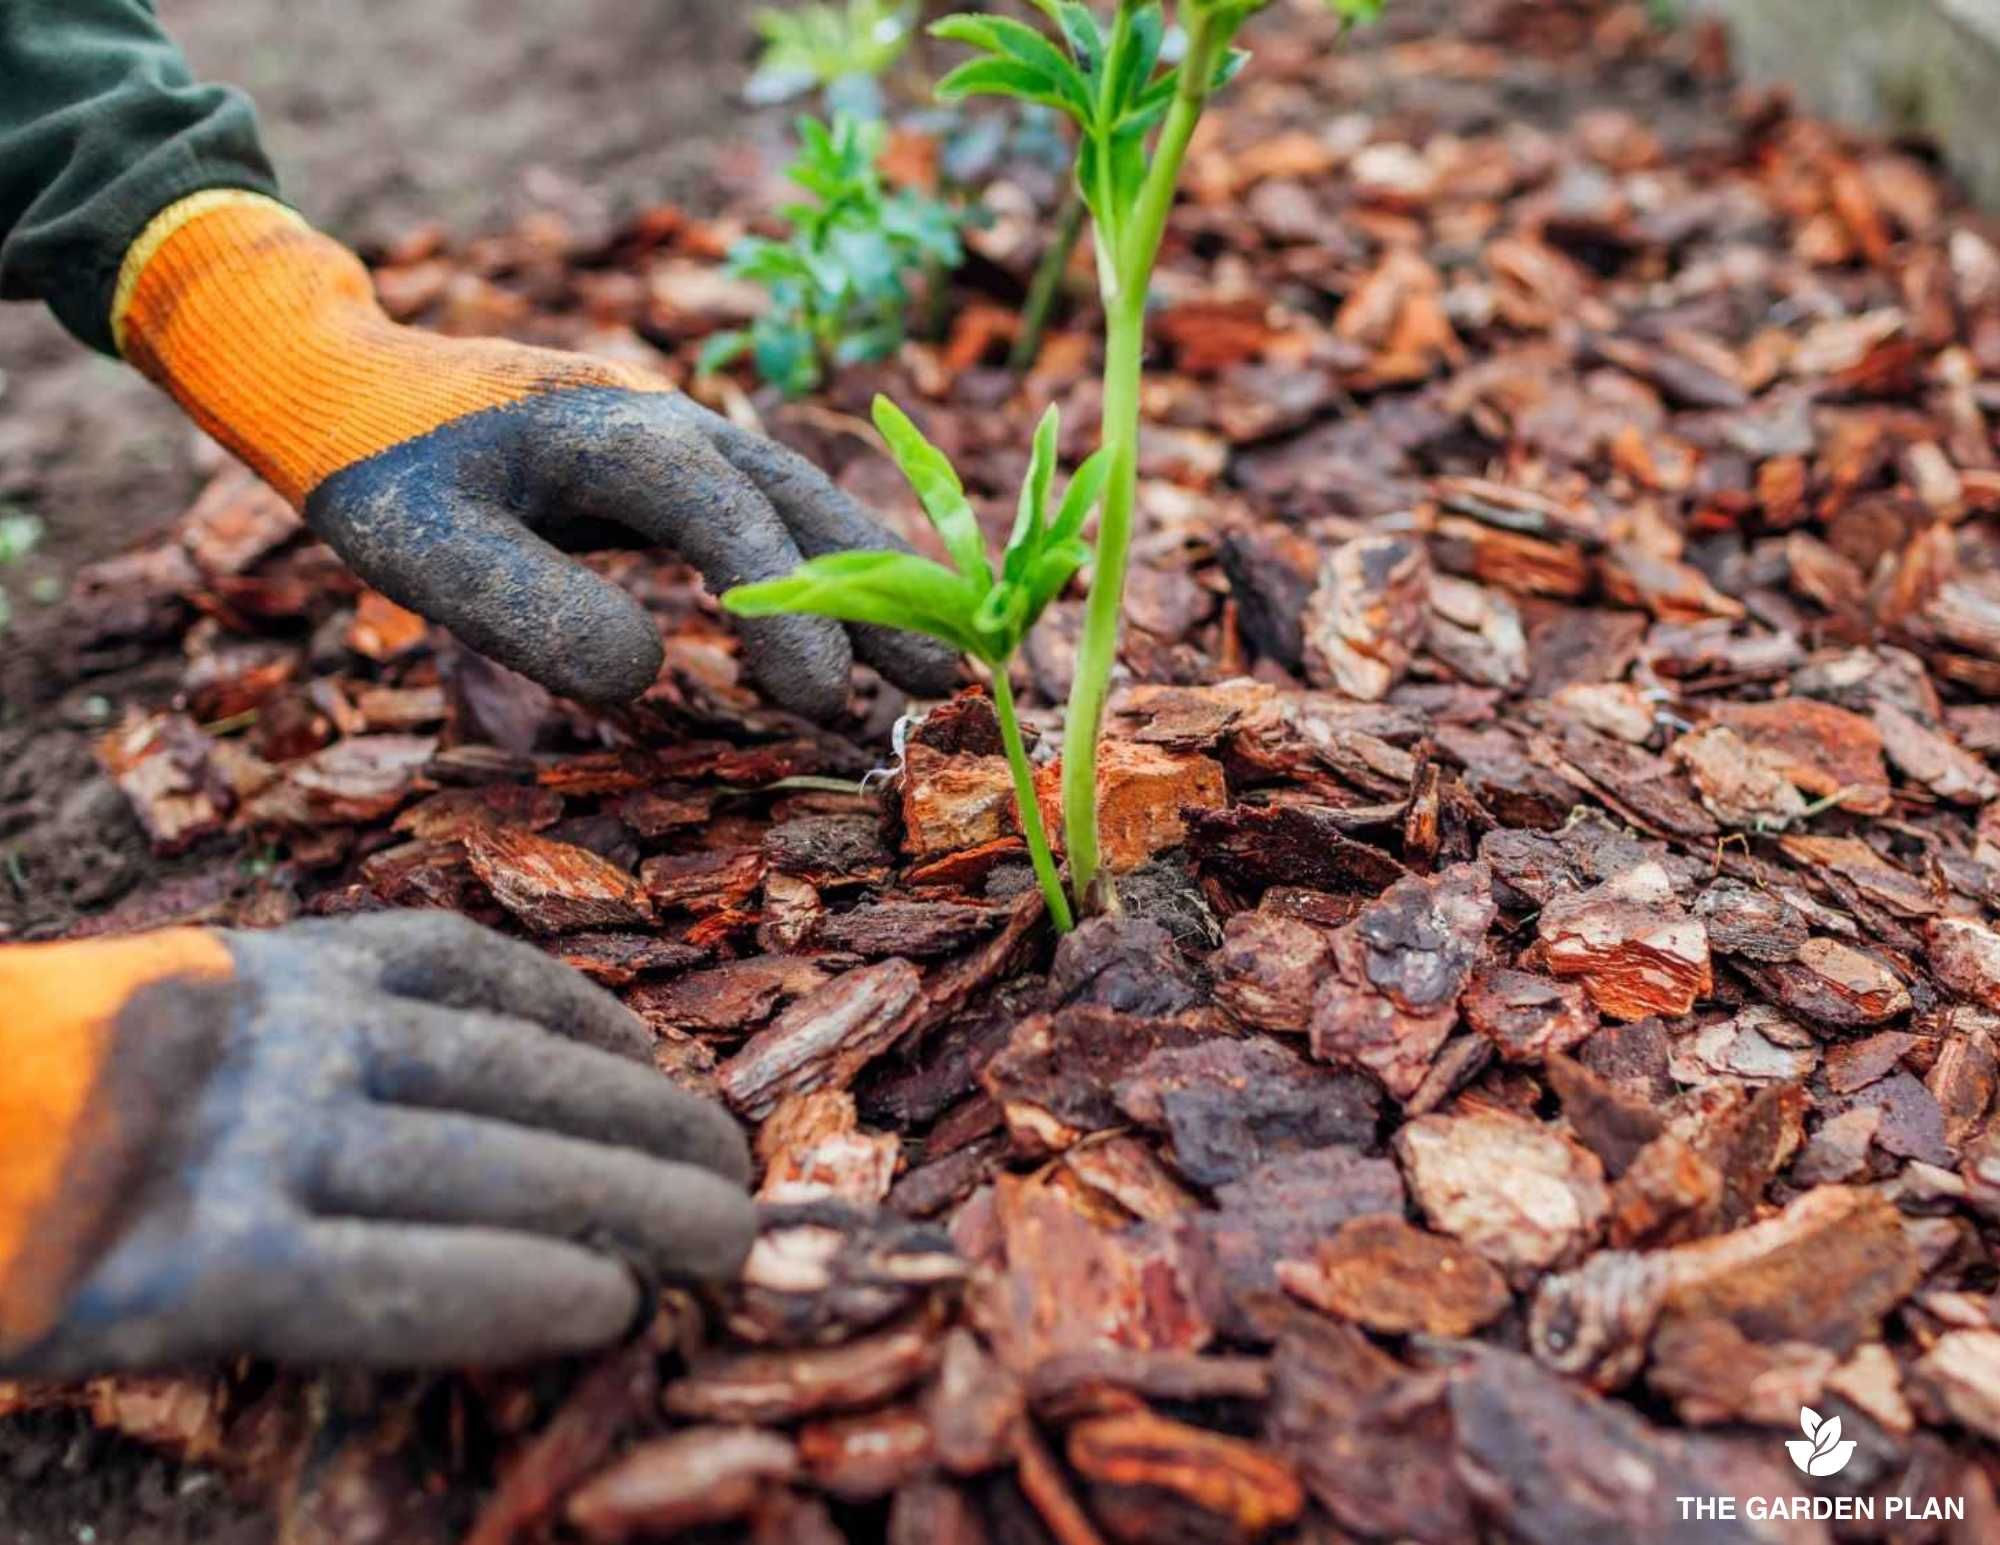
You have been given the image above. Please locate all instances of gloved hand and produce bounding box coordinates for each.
[0,912,754,1375]
[113,191,959,716]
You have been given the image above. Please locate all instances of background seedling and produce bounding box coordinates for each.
[747,0,917,118]
[699,113,967,396]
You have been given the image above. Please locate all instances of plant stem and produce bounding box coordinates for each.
[1010,189,1086,374]
[991,669,1074,932]
[1059,17,1226,913]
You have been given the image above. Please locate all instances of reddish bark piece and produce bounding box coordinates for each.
[1546,1052,1667,1178]
[639,848,765,913]
[1778,833,1940,922]
[546,931,704,987]
[96,712,228,854]
[346,590,429,660]
[978,1175,1213,1370]
[1111,1036,1380,1188]
[764,813,894,887]
[1912,1331,2000,1443]
[566,1427,798,1542]
[1031,743,1226,874]
[1669,724,1807,829]
[1301,535,1432,701]
[816,898,1003,959]
[797,1405,933,1501]
[1537,862,1711,1022]
[1185,804,1408,895]
[719,959,925,1120]
[755,1090,898,1206]
[1702,698,1893,815]
[1426,573,1527,689]
[1533,1186,1921,1386]
[1396,1109,1610,1278]
[1929,916,2000,1004]
[1063,1134,1199,1222]
[1265,1317,1474,1541]
[1202,1146,1408,1316]
[1823,1031,1917,1095]
[463,1344,656,1545]
[1873,701,2000,805]
[1601,547,1745,624]
[1463,968,1597,1063]
[1309,861,1495,1098]
[1277,1214,1511,1336]
[463,827,655,934]
[1013,1424,1108,1545]
[392,785,563,842]
[1067,1410,1305,1538]
[1751,936,1912,1030]
[904,836,1027,890]
[626,955,831,1035]
[663,1313,942,1424]
[1451,1348,1815,1542]
[1433,515,1594,599]
[898,743,1019,858]
[925,1328,1023,1475]
[983,1005,1212,1155]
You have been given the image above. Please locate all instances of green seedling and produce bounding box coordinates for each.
[728,396,1108,931]
[728,0,1383,923]
[700,113,966,397]
[0,510,44,632]
[935,0,1385,910]
[749,0,916,118]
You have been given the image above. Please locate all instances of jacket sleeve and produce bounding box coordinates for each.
[0,0,281,355]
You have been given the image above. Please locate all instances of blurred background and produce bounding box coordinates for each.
[0,0,768,605]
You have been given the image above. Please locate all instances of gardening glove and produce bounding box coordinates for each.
[0,911,754,1376]
[113,191,960,716]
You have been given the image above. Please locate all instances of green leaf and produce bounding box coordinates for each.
[930,15,1093,116]
[696,330,752,376]
[724,551,988,659]
[870,396,992,586]
[751,317,821,397]
[936,58,1087,123]
[1049,446,1111,544]
[1106,2,1167,117]
[1024,537,1093,616]
[1028,0,1104,72]
[1005,405,1061,579]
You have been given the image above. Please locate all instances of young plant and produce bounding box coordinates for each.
[726,398,1108,932]
[700,113,966,397]
[932,0,1379,910]
[730,0,1384,921]
[747,0,916,118]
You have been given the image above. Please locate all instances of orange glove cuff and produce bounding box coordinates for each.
[113,191,668,506]
[0,930,233,1347]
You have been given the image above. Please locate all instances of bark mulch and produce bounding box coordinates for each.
[9,1,2000,1539]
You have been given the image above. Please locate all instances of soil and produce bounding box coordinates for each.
[0,2,761,1538]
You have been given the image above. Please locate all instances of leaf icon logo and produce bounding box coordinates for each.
[1785,1407,1857,1476]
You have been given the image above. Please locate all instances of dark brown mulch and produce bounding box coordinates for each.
[9,1,2000,1540]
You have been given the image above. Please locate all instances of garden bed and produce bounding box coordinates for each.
[6,1,2000,1540]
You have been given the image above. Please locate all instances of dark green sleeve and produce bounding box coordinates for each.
[0,0,281,355]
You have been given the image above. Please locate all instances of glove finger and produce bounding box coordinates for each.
[312,1106,755,1286]
[360,995,748,1184]
[539,399,853,721]
[238,911,654,1063]
[306,459,663,704]
[283,1218,641,1366]
[667,397,963,698]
